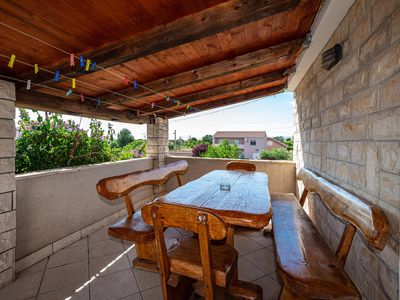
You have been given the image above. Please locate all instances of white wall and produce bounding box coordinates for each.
[16,158,154,260]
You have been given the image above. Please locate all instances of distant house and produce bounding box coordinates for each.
[213,131,287,159]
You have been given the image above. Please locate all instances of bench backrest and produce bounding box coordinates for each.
[96,160,188,216]
[226,161,256,171]
[298,168,389,254]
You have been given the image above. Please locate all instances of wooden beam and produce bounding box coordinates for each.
[164,84,285,118]
[139,70,287,115]
[16,91,149,124]
[21,0,299,86]
[104,38,302,105]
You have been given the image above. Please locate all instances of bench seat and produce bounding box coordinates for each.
[271,193,360,299]
[108,211,155,242]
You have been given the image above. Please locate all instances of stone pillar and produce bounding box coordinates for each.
[147,116,169,197]
[0,80,16,287]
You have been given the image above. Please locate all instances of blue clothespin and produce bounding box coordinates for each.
[54,70,60,82]
[133,80,137,91]
[66,89,72,96]
[80,56,84,68]
[91,62,96,71]
[97,97,100,111]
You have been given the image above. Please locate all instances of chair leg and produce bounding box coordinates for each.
[279,285,297,300]
[132,239,159,272]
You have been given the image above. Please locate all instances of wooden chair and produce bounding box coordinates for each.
[226,161,256,171]
[96,160,188,271]
[271,168,390,299]
[141,202,239,300]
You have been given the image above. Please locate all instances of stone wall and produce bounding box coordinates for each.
[293,0,399,299]
[0,80,16,287]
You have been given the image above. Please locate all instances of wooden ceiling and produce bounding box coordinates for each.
[0,0,321,123]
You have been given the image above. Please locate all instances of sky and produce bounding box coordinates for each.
[17,92,295,140]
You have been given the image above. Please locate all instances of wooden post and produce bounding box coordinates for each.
[335,223,356,266]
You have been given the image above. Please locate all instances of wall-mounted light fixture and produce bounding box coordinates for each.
[322,43,342,70]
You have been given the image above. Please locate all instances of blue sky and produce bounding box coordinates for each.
[18,92,295,140]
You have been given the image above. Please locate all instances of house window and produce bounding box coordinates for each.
[250,140,256,146]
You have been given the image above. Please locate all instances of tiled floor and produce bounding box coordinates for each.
[0,225,281,300]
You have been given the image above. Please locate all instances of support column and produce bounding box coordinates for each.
[0,80,16,287]
[147,116,169,197]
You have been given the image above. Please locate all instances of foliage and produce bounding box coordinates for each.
[202,140,238,159]
[117,128,134,147]
[201,134,213,145]
[260,148,292,160]
[16,110,145,174]
[273,136,293,151]
[185,137,199,149]
[192,144,208,157]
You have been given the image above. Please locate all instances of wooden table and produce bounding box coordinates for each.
[158,169,272,245]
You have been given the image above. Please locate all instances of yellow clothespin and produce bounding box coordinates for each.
[72,78,76,89]
[8,54,16,68]
[34,64,39,74]
[85,59,91,71]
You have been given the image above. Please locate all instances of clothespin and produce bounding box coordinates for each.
[186,105,190,110]
[66,88,72,96]
[151,102,154,109]
[79,56,84,68]
[133,80,137,91]
[54,70,60,82]
[85,59,91,71]
[123,76,129,86]
[91,62,96,71]
[137,110,140,116]
[69,53,75,67]
[165,96,170,102]
[80,94,85,103]
[26,80,31,90]
[34,64,39,74]
[8,54,16,68]
[72,78,76,89]
[97,97,101,110]
[176,100,181,106]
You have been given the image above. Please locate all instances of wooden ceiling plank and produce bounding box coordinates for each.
[164,84,285,118]
[21,0,300,85]
[16,91,149,124]
[102,38,303,106]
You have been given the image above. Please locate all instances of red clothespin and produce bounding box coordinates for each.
[80,94,85,103]
[123,76,129,86]
[151,102,154,109]
[70,53,75,67]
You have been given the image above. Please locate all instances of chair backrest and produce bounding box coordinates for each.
[297,168,389,264]
[96,160,188,216]
[142,202,227,299]
[226,161,256,171]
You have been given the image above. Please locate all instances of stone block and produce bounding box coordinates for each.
[348,0,368,31]
[0,100,15,119]
[380,142,400,173]
[360,20,390,63]
[0,210,16,233]
[344,65,370,99]
[0,248,14,272]
[321,107,337,126]
[365,143,379,196]
[341,117,367,141]
[392,7,400,42]
[15,244,52,273]
[0,229,16,253]
[0,158,15,174]
[335,161,349,183]
[369,106,400,140]
[0,192,12,213]
[379,71,400,110]
[350,87,378,117]
[325,83,344,110]
[52,231,81,253]
[376,237,399,273]
[350,142,366,165]
[338,100,351,121]
[333,52,359,85]
[0,139,14,158]
[0,266,13,287]
[337,142,350,161]
[371,0,398,31]
[331,123,342,141]
[0,120,15,139]
[350,13,371,50]
[327,143,337,159]
[349,163,365,189]
[0,173,15,194]
[377,259,398,300]
[0,81,15,101]
[357,240,379,280]
[370,40,400,85]
[379,200,399,241]
[380,171,400,208]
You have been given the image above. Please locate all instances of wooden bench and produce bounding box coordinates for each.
[272,168,390,299]
[96,160,188,271]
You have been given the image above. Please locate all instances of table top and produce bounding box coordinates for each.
[159,170,271,228]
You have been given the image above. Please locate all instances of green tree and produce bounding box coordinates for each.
[202,140,238,158]
[117,128,134,147]
[201,134,213,145]
[260,148,292,160]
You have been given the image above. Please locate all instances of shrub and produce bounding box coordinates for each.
[202,140,238,159]
[117,128,134,147]
[260,148,292,160]
[192,144,208,157]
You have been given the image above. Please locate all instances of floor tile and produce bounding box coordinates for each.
[90,269,139,300]
[241,229,274,248]
[40,261,89,294]
[89,239,125,259]
[133,268,160,291]
[89,227,119,244]
[89,252,131,278]
[0,271,42,300]
[141,285,162,300]
[18,258,47,276]
[243,248,276,275]
[252,274,281,300]
[175,228,192,237]
[267,272,281,285]
[164,228,182,239]
[234,234,264,256]
[47,244,88,268]
[120,292,143,300]
[238,256,265,282]
[37,282,89,300]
